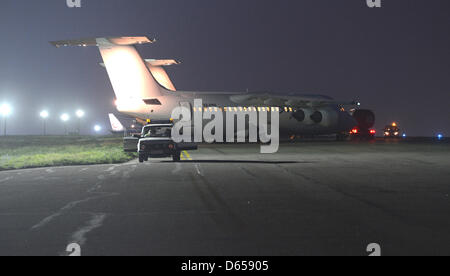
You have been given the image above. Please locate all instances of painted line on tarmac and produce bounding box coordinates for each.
[68,213,107,247]
[182,151,192,161]
[30,194,114,231]
[195,164,204,176]
[0,176,13,183]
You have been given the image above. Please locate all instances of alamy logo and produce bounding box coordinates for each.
[367,0,382,8]
[67,0,82,8]
[171,99,280,154]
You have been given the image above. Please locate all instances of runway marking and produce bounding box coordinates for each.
[67,213,107,248]
[31,194,114,230]
[0,176,13,183]
[183,151,192,160]
[195,164,204,176]
[31,171,120,231]
[180,151,193,161]
[87,182,102,193]
[104,165,118,172]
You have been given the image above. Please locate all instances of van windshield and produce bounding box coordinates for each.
[143,126,172,138]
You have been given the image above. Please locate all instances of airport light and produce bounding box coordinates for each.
[0,103,12,136]
[61,113,70,135]
[437,134,444,140]
[61,113,70,122]
[76,109,85,118]
[76,109,85,135]
[40,110,49,119]
[0,104,11,117]
[94,125,102,133]
[402,133,407,138]
[40,110,49,136]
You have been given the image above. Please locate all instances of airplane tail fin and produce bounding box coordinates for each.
[144,59,180,91]
[99,59,180,91]
[51,37,167,111]
[108,113,125,133]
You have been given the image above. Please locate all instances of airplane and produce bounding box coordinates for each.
[108,113,125,133]
[51,36,362,139]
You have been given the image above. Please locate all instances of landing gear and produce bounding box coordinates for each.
[172,151,181,162]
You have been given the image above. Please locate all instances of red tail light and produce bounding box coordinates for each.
[370,129,376,134]
[351,128,359,134]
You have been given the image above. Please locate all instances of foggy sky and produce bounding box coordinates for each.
[0,0,449,136]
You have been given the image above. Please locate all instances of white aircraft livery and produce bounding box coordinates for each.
[108,113,125,133]
[51,36,359,137]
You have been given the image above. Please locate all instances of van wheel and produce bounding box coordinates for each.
[172,152,181,162]
[139,155,145,163]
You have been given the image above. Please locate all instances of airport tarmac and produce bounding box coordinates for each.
[0,140,449,256]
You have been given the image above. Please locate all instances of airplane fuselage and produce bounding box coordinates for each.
[116,90,357,136]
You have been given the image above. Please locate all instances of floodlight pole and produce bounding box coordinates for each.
[43,119,47,136]
[3,117,6,136]
[78,118,81,136]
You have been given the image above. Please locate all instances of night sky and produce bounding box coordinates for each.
[0,0,449,135]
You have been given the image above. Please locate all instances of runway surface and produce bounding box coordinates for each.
[0,140,449,256]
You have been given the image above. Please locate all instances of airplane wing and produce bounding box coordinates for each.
[230,93,359,109]
[50,36,154,47]
[144,59,180,67]
[99,59,180,68]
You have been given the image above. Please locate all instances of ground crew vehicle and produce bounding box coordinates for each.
[123,120,197,162]
[384,122,401,138]
[349,109,376,140]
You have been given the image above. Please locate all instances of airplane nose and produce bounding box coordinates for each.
[338,112,357,132]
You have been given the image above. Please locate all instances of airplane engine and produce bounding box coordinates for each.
[310,111,323,124]
[292,110,306,122]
